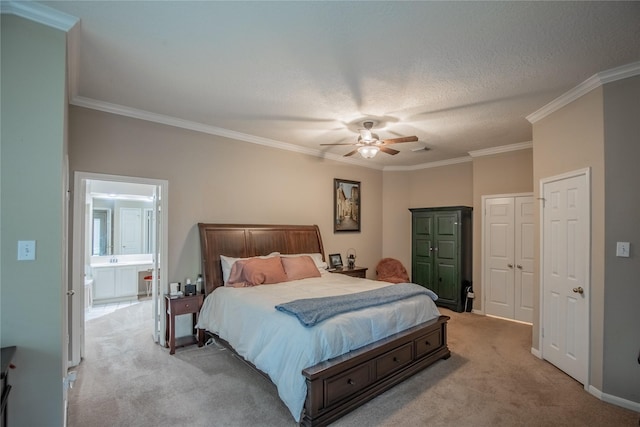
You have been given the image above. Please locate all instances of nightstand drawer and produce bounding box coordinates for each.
[170,297,200,315]
[330,266,368,278]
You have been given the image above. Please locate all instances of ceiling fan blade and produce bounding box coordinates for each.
[381,136,419,144]
[320,143,357,146]
[379,146,400,155]
[344,149,359,157]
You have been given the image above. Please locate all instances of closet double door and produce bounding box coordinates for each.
[410,207,472,313]
[484,195,534,323]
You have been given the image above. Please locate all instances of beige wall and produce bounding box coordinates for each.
[381,171,411,268]
[69,107,383,283]
[532,87,606,389]
[602,75,640,403]
[1,15,66,426]
[472,149,534,310]
[408,162,474,208]
[381,162,474,275]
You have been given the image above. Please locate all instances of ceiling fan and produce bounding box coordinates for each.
[321,121,418,159]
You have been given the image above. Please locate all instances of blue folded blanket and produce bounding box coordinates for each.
[275,283,438,327]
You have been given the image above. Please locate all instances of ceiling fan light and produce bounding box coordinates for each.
[358,145,379,159]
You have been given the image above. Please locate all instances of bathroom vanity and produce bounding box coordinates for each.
[90,256,154,304]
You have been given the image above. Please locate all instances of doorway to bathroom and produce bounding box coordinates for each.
[70,172,168,367]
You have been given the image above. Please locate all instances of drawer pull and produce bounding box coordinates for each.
[185,304,190,308]
[425,341,431,346]
[393,357,399,363]
[347,379,355,386]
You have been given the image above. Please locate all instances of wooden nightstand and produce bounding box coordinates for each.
[330,266,368,278]
[165,294,204,355]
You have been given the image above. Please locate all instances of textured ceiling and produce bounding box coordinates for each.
[38,1,640,169]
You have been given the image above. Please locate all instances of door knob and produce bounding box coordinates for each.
[517,264,523,269]
[572,287,584,294]
[508,263,513,268]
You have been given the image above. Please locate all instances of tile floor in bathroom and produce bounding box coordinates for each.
[85,298,150,321]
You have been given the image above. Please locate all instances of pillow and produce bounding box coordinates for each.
[281,256,322,281]
[279,253,328,273]
[220,252,278,283]
[226,255,288,287]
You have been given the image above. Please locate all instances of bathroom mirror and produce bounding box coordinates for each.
[91,196,155,256]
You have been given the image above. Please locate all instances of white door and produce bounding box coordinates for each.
[541,169,590,385]
[120,207,142,254]
[484,195,534,322]
[484,197,516,318]
[151,185,162,344]
[514,196,534,323]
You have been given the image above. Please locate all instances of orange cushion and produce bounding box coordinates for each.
[227,255,288,287]
[281,256,321,281]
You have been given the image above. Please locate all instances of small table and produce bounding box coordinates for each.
[330,266,368,278]
[165,294,204,355]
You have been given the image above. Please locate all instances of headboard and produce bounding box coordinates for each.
[197,223,325,295]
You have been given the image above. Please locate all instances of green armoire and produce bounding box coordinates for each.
[410,206,473,312]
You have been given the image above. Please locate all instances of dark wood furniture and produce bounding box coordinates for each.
[165,294,204,355]
[197,223,450,427]
[1,346,16,427]
[410,206,473,312]
[330,266,368,278]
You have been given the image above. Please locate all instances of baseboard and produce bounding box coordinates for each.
[589,385,640,413]
[486,313,532,325]
[530,347,541,359]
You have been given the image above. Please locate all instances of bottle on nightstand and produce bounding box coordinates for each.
[196,274,203,294]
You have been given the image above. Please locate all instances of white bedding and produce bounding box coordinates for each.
[196,272,441,422]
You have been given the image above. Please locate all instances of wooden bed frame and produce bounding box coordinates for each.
[197,223,450,427]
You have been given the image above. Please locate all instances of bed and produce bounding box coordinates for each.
[196,223,450,426]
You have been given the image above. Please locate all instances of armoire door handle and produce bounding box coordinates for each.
[508,263,513,268]
[517,264,523,269]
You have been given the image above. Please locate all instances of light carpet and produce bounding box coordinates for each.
[67,300,639,426]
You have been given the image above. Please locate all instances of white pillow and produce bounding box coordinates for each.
[279,253,328,273]
[220,252,279,284]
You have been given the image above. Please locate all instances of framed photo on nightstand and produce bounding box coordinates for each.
[328,253,343,268]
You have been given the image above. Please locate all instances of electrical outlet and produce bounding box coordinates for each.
[17,240,36,261]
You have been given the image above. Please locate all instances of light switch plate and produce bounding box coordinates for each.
[18,240,36,261]
[616,241,630,258]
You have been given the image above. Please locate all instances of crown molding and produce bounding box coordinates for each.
[527,61,640,124]
[468,141,532,158]
[1,0,79,31]
[70,96,383,170]
[384,156,472,172]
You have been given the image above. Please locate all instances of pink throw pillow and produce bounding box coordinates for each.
[227,256,288,286]
[282,256,322,281]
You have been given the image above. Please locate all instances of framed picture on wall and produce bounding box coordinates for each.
[334,178,361,232]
